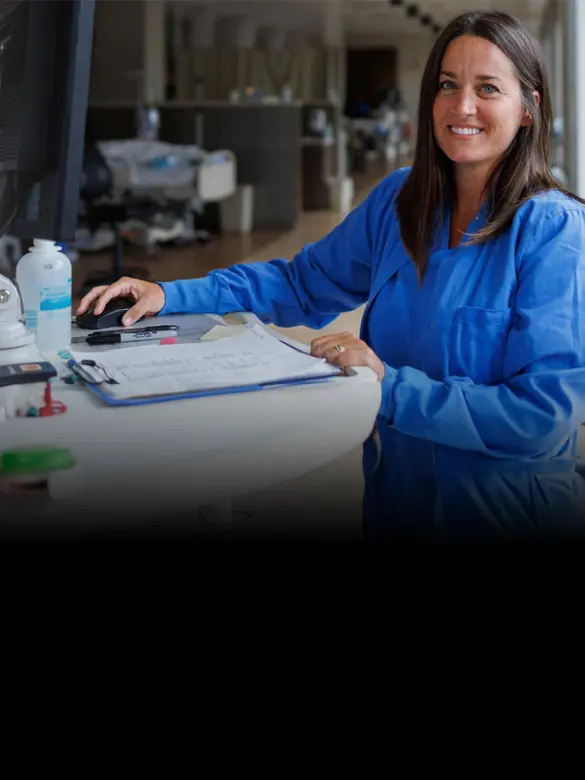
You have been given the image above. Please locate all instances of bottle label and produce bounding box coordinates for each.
[39,284,71,312]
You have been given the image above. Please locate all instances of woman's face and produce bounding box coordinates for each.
[433,35,534,176]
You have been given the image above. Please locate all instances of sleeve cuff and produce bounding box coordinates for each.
[379,363,398,424]
[156,278,219,316]
[156,282,176,316]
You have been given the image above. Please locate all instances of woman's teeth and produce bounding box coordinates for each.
[450,127,482,135]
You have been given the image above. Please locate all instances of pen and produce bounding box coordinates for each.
[72,326,179,346]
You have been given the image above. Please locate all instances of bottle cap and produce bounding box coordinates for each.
[31,239,62,251]
[0,447,75,476]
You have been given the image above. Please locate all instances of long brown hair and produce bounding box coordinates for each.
[396,10,583,277]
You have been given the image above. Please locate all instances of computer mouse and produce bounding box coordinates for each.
[75,296,141,330]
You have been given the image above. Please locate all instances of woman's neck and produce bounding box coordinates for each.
[453,164,491,214]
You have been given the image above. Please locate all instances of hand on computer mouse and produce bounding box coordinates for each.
[76,277,166,326]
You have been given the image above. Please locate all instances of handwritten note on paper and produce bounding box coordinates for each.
[70,325,341,400]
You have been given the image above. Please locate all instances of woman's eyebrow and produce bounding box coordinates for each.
[440,69,502,82]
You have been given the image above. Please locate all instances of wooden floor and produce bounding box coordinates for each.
[73,162,391,539]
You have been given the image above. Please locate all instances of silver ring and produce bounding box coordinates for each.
[334,344,345,354]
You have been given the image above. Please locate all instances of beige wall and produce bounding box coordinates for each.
[175,44,327,101]
[88,1,431,108]
[88,0,337,104]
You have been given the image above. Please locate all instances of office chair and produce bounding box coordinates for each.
[78,141,160,295]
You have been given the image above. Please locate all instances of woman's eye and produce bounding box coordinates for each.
[479,84,498,95]
[439,80,457,90]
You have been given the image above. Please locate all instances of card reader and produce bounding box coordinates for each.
[0,361,57,387]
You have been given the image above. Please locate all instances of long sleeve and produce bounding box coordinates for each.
[157,172,403,329]
[378,208,585,460]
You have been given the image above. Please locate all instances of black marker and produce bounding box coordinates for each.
[72,325,179,346]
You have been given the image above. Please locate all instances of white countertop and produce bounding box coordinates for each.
[1,313,381,534]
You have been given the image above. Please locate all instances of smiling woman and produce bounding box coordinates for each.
[76,10,585,543]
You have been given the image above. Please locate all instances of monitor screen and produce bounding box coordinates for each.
[0,0,95,242]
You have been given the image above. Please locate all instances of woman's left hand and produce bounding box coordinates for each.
[310,332,386,381]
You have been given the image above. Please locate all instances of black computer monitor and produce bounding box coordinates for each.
[0,0,95,242]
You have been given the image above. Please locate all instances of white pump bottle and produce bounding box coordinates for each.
[16,239,72,354]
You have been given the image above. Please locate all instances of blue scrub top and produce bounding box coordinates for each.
[160,167,585,541]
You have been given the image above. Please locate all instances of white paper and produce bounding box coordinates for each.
[70,325,341,400]
[200,324,249,342]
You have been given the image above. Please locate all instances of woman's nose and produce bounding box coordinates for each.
[453,87,477,115]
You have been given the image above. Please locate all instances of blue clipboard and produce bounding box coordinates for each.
[67,358,343,407]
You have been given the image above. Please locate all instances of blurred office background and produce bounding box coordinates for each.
[1,0,580,534]
[1,0,575,298]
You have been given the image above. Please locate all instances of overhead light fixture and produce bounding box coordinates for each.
[406,5,419,18]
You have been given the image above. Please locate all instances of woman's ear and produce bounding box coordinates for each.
[521,90,541,127]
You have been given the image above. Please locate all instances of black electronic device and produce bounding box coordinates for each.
[75,296,141,330]
[0,0,95,242]
[0,360,56,387]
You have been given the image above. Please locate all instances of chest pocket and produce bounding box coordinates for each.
[449,306,512,385]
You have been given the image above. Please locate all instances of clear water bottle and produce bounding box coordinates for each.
[16,239,72,354]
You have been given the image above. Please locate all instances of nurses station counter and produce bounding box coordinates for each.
[0,313,381,537]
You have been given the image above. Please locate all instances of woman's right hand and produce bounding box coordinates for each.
[76,277,166,327]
